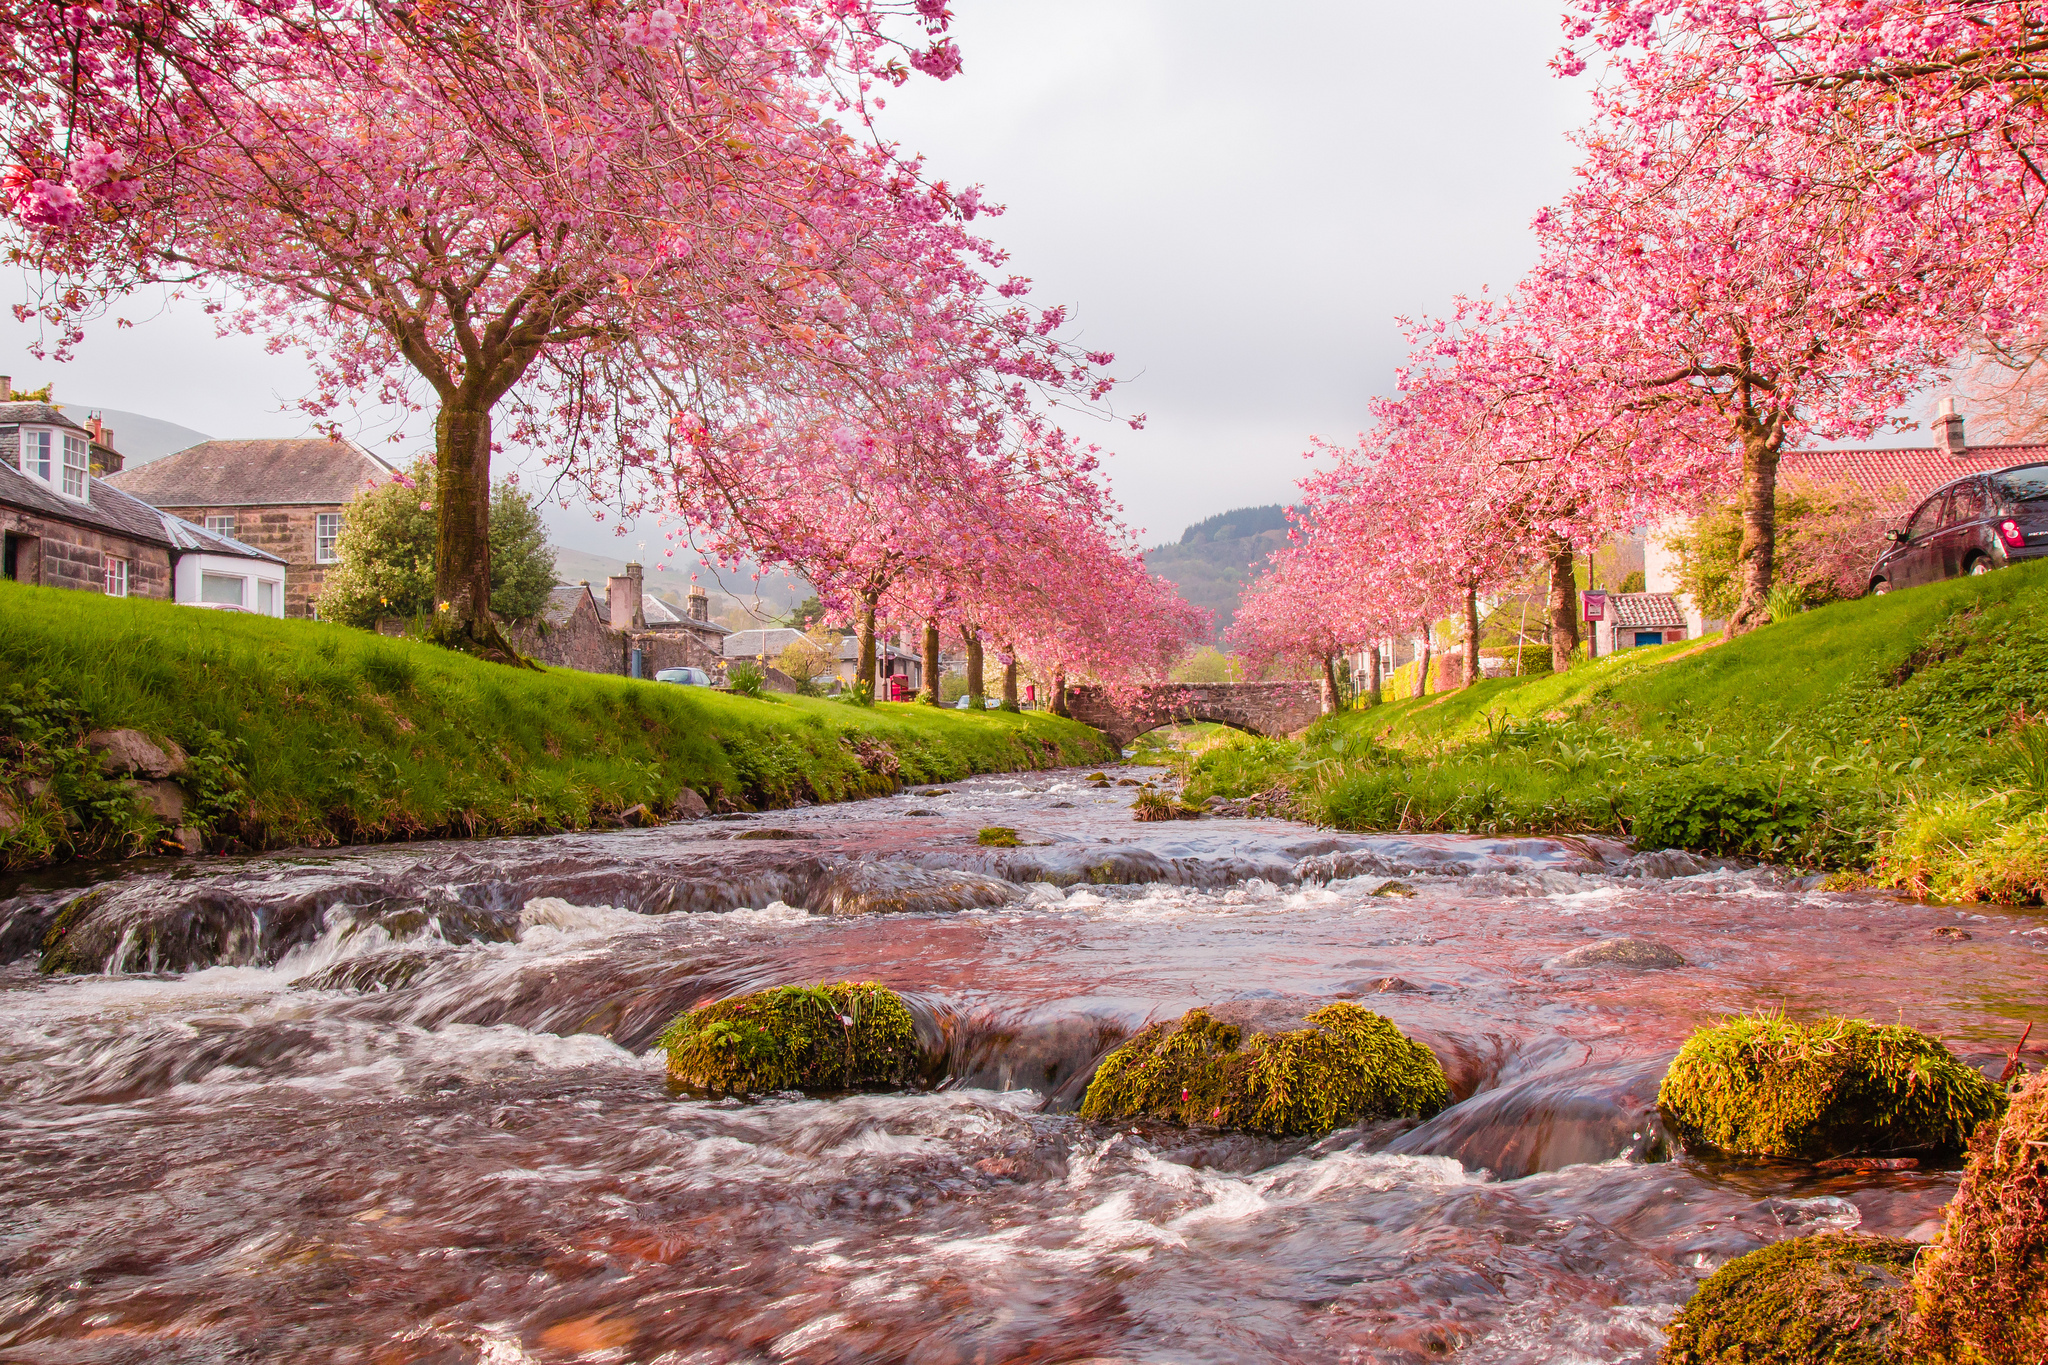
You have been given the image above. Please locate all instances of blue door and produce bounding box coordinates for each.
[1633,631,1664,648]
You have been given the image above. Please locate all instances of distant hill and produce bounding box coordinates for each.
[1144,503,1294,642]
[50,404,214,465]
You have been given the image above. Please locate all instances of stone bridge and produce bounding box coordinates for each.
[1063,682,1325,747]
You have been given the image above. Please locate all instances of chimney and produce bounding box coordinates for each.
[87,414,102,441]
[0,375,11,401]
[606,564,646,631]
[688,580,709,621]
[1938,395,1967,456]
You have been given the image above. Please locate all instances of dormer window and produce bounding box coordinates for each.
[1,424,91,503]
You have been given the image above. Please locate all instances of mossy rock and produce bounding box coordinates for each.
[977,826,1020,847]
[658,982,923,1098]
[1660,1233,1918,1365]
[1078,1002,1450,1138]
[1904,1069,2047,1365]
[1658,1014,2004,1160]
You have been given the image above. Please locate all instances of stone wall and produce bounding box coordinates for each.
[155,503,333,618]
[1,507,172,599]
[1064,681,1325,746]
[506,602,728,679]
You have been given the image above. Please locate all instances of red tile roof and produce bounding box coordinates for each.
[1610,592,1689,630]
[1782,444,2048,521]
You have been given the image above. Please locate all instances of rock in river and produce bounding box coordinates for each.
[1548,936,1686,970]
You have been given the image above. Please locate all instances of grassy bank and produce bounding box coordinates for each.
[0,581,1114,871]
[1175,562,2048,901]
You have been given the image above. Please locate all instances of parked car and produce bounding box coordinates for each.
[654,666,715,687]
[1867,461,2048,595]
[952,695,1003,709]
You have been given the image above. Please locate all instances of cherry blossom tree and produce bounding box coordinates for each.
[5,0,1111,657]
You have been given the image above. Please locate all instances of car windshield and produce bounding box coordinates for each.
[654,669,692,682]
[1994,465,2048,504]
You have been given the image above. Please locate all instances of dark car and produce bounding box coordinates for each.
[1867,462,2048,595]
[653,666,715,687]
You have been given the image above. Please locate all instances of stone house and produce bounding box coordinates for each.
[1592,592,1689,654]
[3,392,287,609]
[507,566,730,678]
[104,436,397,618]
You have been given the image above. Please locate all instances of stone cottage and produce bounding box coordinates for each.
[3,389,286,608]
[104,436,397,618]
[508,566,729,677]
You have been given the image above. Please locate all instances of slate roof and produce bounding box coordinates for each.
[0,401,90,433]
[724,627,807,659]
[540,584,602,627]
[1609,592,1688,630]
[0,459,176,548]
[1781,444,2048,521]
[161,513,286,564]
[103,437,397,508]
[640,594,729,633]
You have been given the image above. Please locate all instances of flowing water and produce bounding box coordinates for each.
[1,768,2044,1365]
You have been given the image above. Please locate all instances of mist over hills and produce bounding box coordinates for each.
[1144,503,1294,642]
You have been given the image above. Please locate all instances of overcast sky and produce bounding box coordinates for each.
[1,0,1592,554]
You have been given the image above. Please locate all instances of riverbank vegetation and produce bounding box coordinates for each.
[1169,564,2048,900]
[0,584,1115,872]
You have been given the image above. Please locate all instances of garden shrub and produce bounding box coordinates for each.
[1079,1003,1450,1138]
[1627,765,1819,859]
[1659,1233,1918,1365]
[1658,1013,2005,1160]
[1905,1069,2048,1365]
[726,662,767,698]
[658,981,923,1098]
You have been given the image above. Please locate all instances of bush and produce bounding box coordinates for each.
[1079,1003,1450,1138]
[1906,1068,2047,1365]
[1880,796,2048,904]
[1660,1233,1918,1365]
[658,982,923,1098]
[315,461,555,628]
[1626,765,1877,865]
[1657,1013,2005,1160]
[726,661,766,698]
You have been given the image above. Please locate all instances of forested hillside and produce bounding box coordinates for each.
[1142,504,1293,641]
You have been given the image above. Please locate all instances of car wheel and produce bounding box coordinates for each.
[1869,579,1891,596]
[1968,557,1992,576]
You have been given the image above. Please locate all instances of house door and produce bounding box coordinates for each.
[2,533,40,585]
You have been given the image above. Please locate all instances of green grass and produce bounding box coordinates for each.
[0,581,1113,869]
[1175,562,2048,896]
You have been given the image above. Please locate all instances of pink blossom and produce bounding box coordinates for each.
[909,39,961,80]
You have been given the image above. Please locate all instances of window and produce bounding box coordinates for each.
[257,579,277,616]
[61,433,88,499]
[1994,465,2048,506]
[1905,494,1946,540]
[205,514,237,539]
[1943,481,1985,525]
[17,427,52,482]
[104,556,129,597]
[315,512,342,563]
[199,572,246,607]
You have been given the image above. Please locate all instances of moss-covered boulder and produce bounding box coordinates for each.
[1904,1069,2047,1365]
[1078,1002,1450,1138]
[659,982,924,1098]
[1660,1233,1918,1365]
[1658,1014,2004,1160]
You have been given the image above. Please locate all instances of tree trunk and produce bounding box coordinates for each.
[1363,641,1382,706]
[432,397,515,658]
[857,597,878,702]
[921,618,941,705]
[963,626,984,707]
[1546,535,1580,673]
[1319,654,1339,714]
[1000,652,1020,712]
[1412,627,1432,699]
[1462,584,1482,689]
[1724,421,1783,637]
[1050,669,1070,718]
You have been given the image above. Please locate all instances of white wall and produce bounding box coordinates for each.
[174,553,286,616]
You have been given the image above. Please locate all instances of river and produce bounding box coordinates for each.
[1,766,2042,1364]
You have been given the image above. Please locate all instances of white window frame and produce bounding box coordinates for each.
[199,571,247,608]
[314,512,342,563]
[204,513,238,539]
[104,555,129,597]
[61,432,88,499]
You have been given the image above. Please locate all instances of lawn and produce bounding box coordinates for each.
[0,581,1114,870]
[1172,561,2048,900]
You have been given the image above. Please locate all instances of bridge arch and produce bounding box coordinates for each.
[1062,682,1325,748]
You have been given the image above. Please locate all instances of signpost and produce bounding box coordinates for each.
[1582,591,1606,659]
